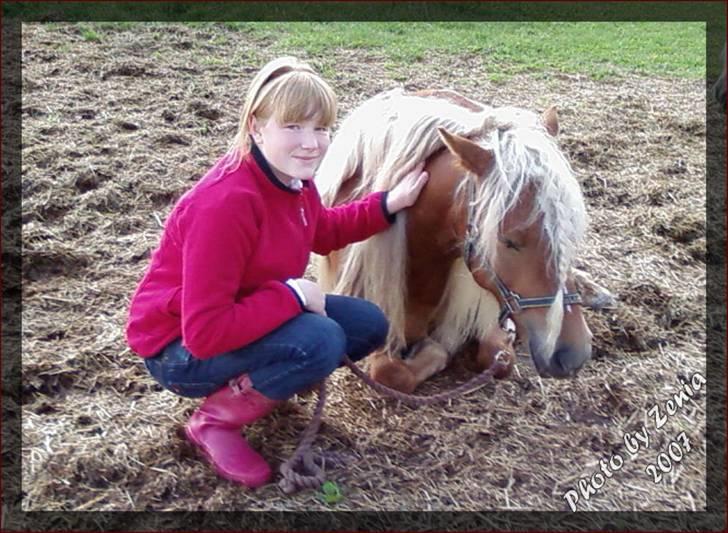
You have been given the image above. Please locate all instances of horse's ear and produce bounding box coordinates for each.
[437,127,493,177]
[542,105,559,137]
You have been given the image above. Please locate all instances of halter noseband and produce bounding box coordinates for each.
[461,178,582,327]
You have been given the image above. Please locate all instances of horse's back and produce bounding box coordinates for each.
[412,89,486,113]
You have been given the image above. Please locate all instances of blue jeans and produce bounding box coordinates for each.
[144,295,388,400]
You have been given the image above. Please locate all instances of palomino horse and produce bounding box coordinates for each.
[316,89,594,393]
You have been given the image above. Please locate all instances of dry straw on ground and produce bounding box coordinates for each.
[19,23,713,512]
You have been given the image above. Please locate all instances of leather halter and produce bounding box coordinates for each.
[461,178,582,326]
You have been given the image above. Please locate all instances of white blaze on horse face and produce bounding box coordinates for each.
[523,289,592,378]
[543,289,564,357]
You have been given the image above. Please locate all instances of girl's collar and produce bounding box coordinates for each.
[250,139,307,194]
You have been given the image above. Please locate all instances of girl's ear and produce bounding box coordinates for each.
[249,116,262,143]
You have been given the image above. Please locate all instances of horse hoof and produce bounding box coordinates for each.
[369,358,417,394]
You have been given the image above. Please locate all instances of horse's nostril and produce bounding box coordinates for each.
[552,349,572,375]
[553,346,590,376]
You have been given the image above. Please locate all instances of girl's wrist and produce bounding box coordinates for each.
[285,279,307,307]
[380,191,397,223]
[386,193,400,215]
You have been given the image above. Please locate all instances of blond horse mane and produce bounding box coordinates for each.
[316,89,492,354]
[316,90,586,357]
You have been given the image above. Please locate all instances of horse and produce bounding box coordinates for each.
[316,88,594,393]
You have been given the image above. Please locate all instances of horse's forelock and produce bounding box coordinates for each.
[470,123,586,285]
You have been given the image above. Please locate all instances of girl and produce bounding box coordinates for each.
[125,56,429,489]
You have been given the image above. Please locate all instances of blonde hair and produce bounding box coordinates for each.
[225,56,337,171]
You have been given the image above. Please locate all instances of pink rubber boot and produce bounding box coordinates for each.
[185,374,280,488]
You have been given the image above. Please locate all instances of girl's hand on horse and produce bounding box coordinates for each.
[385,162,429,214]
[293,278,328,316]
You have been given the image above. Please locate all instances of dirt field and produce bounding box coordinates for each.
[19,23,714,514]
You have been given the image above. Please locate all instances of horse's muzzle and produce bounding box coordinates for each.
[529,340,592,378]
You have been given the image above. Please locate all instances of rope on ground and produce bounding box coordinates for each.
[277,349,511,495]
[278,380,328,494]
[342,350,510,406]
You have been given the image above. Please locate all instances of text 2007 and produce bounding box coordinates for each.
[644,431,692,483]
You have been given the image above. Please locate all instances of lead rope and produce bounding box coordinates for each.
[278,329,515,494]
[278,380,328,494]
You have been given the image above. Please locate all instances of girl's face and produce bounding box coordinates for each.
[251,115,331,183]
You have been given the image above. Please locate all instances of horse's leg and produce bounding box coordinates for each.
[402,338,450,384]
[368,350,418,394]
[367,303,438,394]
[370,147,479,394]
[368,339,450,395]
[464,324,516,379]
[572,268,618,310]
[372,146,467,393]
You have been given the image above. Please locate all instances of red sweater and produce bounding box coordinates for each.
[126,148,392,359]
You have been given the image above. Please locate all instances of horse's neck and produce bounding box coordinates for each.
[404,148,464,313]
[405,232,458,300]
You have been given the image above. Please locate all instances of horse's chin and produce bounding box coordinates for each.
[528,339,591,378]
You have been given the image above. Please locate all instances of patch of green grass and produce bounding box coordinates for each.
[200,56,226,66]
[224,21,706,80]
[313,61,338,81]
[79,25,101,42]
[95,21,137,32]
[488,72,509,85]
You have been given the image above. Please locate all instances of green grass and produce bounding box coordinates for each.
[78,25,101,42]
[221,22,706,80]
[27,20,710,80]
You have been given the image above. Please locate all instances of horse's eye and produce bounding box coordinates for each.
[499,237,521,251]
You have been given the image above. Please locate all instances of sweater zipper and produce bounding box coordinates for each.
[299,197,308,226]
